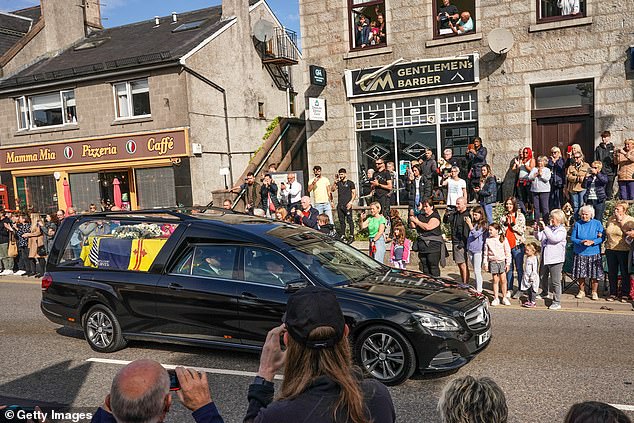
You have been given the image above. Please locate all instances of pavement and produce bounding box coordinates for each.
[350,241,634,313]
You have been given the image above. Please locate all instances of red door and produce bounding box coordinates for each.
[531,107,594,158]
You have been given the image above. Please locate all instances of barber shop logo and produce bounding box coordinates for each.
[63,146,73,160]
[125,140,137,155]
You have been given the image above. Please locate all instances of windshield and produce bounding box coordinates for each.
[289,239,385,286]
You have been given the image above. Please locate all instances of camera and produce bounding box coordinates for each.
[167,369,180,391]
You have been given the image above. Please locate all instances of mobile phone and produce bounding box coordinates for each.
[167,369,180,391]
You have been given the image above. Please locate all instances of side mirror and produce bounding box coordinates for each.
[285,280,309,293]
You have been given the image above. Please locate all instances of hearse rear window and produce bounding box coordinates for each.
[58,219,178,271]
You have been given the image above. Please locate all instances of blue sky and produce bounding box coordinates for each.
[1,0,300,36]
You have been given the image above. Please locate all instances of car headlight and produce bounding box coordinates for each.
[413,312,461,332]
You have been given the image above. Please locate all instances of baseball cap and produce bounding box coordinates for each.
[282,286,345,349]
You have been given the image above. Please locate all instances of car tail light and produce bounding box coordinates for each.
[42,273,53,291]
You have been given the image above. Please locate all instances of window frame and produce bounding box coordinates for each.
[241,246,308,288]
[112,78,151,120]
[432,0,477,40]
[15,89,78,131]
[536,0,585,23]
[348,0,388,52]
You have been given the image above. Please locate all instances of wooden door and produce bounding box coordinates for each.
[531,108,594,158]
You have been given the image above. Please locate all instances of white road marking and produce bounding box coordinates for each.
[86,357,283,380]
[610,404,634,411]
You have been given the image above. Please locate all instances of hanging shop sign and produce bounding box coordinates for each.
[344,54,479,98]
[308,97,326,121]
[309,65,327,86]
[0,129,189,171]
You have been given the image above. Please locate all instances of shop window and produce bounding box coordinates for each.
[349,0,387,51]
[136,167,176,209]
[434,0,476,38]
[538,0,585,22]
[15,89,77,130]
[58,219,179,272]
[114,78,151,119]
[15,175,57,214]
[532,81,593,109]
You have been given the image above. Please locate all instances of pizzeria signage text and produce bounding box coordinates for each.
[0,129,188,170]
[344,54,479,98]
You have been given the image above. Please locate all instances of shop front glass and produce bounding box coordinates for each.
[69,170,132,212]
[355,91,477,205]
[135,167,176,209]
[15,175,57,214]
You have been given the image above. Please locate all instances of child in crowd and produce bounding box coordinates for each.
[369,21,380,45]
[389,224,411,269]
[521,242,541,308]
[317,213,340,240]
[466,206,488,292]
[483,223,512,306]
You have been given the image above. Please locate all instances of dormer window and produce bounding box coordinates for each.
[15,89,77,131]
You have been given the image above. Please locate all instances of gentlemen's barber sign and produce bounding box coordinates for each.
[345,54,479,98]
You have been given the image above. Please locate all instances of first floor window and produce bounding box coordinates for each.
[349,0,387,50]
[15,89,77,130]
[538,0,585,21]
[114,79,151,119]
[434,0,476,38]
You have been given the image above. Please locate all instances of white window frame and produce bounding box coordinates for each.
[113,78,151,120]
[15,90,78,131]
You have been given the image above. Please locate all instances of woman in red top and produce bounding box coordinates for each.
[499,197,527,300]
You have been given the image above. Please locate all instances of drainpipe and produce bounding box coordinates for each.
[180,63,234,188]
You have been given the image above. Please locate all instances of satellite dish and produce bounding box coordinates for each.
[488,28,514,55]
[253,19,275,42]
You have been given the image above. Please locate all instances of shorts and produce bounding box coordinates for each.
[489,261,505,274]
[453,245,466,264]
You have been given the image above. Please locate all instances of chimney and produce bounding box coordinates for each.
[40,0,103,52]
[83,0,103,33]
[222,0,251,44]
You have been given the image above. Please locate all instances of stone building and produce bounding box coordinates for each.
[299,0,634,204]
[0,0,302,213]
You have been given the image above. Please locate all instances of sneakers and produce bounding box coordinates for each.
[490,298,500,306]
[14,270,26,276]
[511,290,522,299]
[575,291,585,299]
[539,292,551,300]
[505,291,512,298]
[549,303,562,310]
[522,301,536,308]
[0,269,13,275]
[502,297,511,306]
[591,292,599,301]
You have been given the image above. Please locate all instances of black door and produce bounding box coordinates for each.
[153,244,241,344]
[237,246,309,346]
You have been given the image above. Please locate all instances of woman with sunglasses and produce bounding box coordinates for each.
[566,152,590,221]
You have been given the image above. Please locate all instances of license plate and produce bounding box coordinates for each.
[477,329,491,346]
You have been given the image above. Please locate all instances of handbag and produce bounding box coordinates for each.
[8,233,17,258]
[37,245,47,257]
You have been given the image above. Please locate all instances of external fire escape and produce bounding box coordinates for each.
[256,27,298,91]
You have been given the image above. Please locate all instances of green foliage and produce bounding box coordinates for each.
[262,116,280,140]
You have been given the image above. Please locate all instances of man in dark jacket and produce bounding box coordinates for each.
[260,174,280,217]
[450,197,471,284]
[420,149,437,201]
[231,172,261,215]
[466,137,487,201]
[406,165,426,211]
[294,196,319,228]
[243,286,396,423]
[90,359,223,423]
[594,130,617,200]
[0,210,14,274]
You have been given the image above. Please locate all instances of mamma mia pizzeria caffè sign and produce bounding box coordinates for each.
[344,54,479,98]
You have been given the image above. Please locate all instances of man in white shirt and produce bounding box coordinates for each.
[443,166,467,207]
[307,165,333,224]
[282,172,303,212]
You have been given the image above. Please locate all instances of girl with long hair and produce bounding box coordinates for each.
[244,286,396,423]
[466,206,488,292]
[389,224,411,269]
[483,223,511,306]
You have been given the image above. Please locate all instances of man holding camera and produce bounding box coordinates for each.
[331,168,357,242]
[91,359,223,423]
[307,165,333,224]
[437,0,459,35]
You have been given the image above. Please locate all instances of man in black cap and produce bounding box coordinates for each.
[243,286,396,423]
